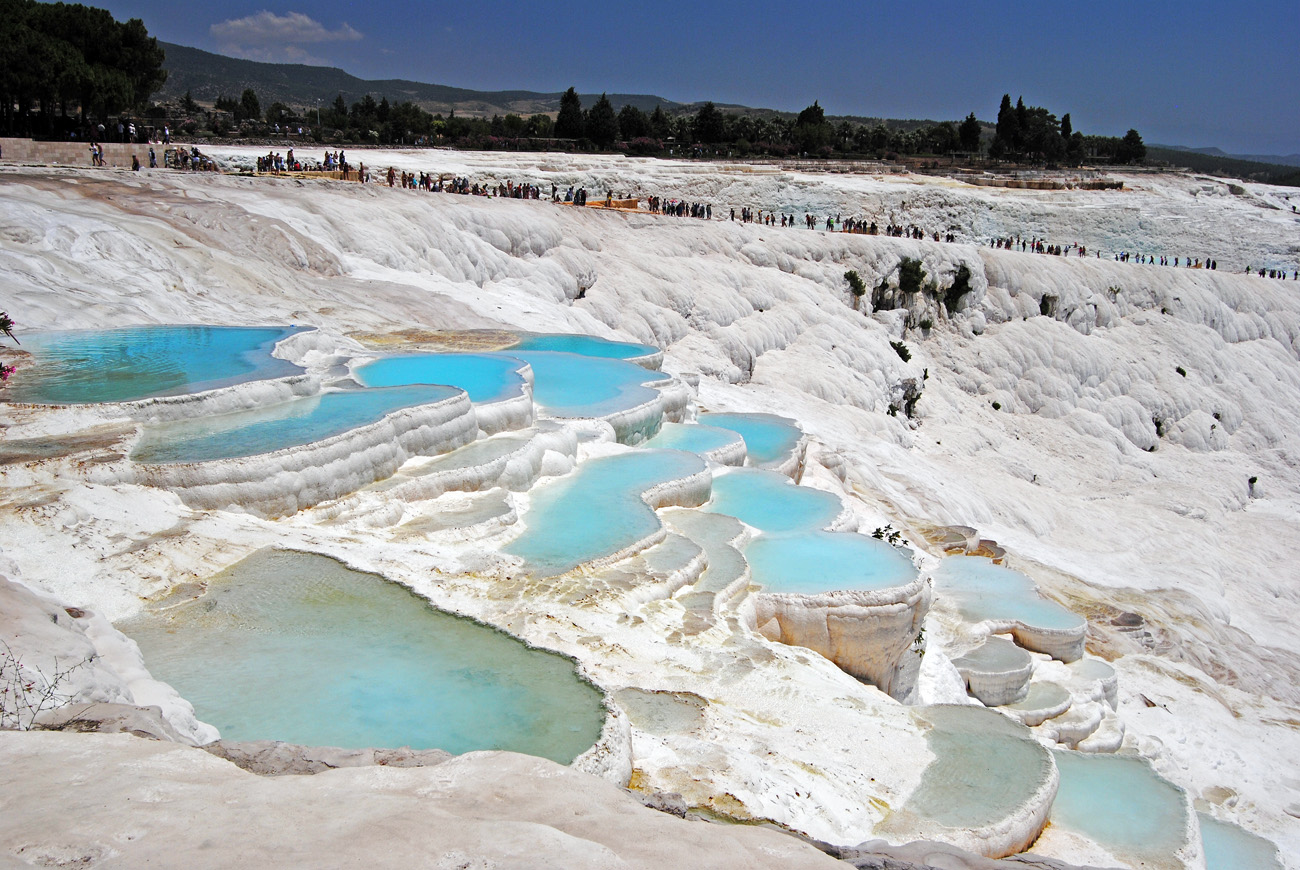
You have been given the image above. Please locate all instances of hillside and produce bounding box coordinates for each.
[1156,144,1300,170]
[155,42,970,132]
[156,42,681,117]
[1147,144,1300,187]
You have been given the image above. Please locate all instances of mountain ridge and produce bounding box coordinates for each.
[156,42,686,118]
[157,42,1298,171]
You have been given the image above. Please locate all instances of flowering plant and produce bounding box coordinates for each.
[0,310,16,381]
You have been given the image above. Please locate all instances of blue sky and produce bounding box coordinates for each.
[99,0,1299,156]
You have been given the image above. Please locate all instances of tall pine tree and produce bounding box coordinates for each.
[959,112,982,152]
[555,87,584,139]
[993,94,1018,158]
[586,93,617,147]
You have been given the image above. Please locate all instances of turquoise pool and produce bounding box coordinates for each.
[697,412,802,467]
[3,325,304,404]
[703,468,842,533]
[506,450,706,577]
[1051,751,1190,863]
[355,353,527,403]
[933,557,1085,632]
[1199,812,1282,870]
[745,531,917,595]
[131,385,459,463]
[511,333,658,360]
[895,705,1053,831]
[643,422,743,459]
[506,350,668,419]
[117,550,605,762]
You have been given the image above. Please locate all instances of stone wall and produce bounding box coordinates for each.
[0,137,155,170]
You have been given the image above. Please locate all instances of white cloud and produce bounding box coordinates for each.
[210,11,362,64]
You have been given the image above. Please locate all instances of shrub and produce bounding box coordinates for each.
[1176,366,1187,377]
[919,317,934,331]
[890,340,911,362]
[0,311,17,382]
[845,270,867,310]
[872,525,905,546]
[898,257,927,296]
[992,401,1002,410]
[1,642,91,731]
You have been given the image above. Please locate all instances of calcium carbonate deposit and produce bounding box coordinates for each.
[1,148,1298,870]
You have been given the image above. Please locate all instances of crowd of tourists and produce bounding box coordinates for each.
[254,148,355,178]
[653,198,711,218]
[1252,267,1297,280]
[203,149,1300,280]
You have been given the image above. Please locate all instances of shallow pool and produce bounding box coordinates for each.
[643,422,743,460]
[511,333,658,360]
[117,550,606,762]
[507,350,668,419]
[746,531,917,595]
[131,385,459,463]
[1199,811,1282,870]
[506,449,706,577]
[697,412,802,467]
[354,353,527,403]
[952,636,1032,673]
[1006,681,1071,714]
[703,468,842,533]
[891,704,1053,831]
[1051,751,1190,862]
[4,325,304,405]
[932,556,1085,632]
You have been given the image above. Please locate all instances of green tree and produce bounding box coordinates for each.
[1066,130,1084,162]
[898,257,927,296]
[526,113,554,137]
[1020,106,1063,160]
[648,105,671,139]
[1116,128,1146,164]
[959,112,982,152]
[925,122,959,154]
[794,100,831,153]
[181,90,198,114]
[351,94,377,125]
[586,93,617,147]
[502,113,525,136]
[617,104,651,140]
[266,101,294,125]
[555,86,584,139]
[796,100,825,128]
[0,0,165,133]
[238,88,260,123]
[992,94,1018,158]
[693,101,725,144]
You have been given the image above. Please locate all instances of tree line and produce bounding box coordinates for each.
[0,0,166,136]
[210,85,1144,167]
[0,0,1147,168]
[992,94,1145,165]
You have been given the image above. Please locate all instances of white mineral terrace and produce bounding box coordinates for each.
[1,150,1298,869]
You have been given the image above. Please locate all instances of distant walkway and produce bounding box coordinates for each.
[6,138,1292,280]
